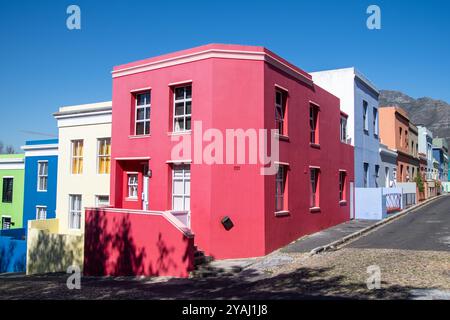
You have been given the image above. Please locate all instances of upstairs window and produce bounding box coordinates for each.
[275,165,287,212]
[71,140,83,175]
[2,177,13,203]
[339,171,346,202]
[373,107,378,136]
[127,174,138,199]
[310,168,320,208]
[340,115,348,143]
[97,138,111,174]
[310,104,319,145]
[135,91,151,135]
[275,89,287,136]
[399,128,403,147]
[363,100,369,133]
[173,85,192,132]
[37,161,48,192]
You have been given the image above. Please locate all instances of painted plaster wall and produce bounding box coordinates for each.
[22,150,58,233]
[379,148,397,188]
[56,117,111,235]
[355,187,386,220]
[110,44,355,260]
[417,126,434,178]
[0,154,25,229]
[0,235,26,272]
[311,68,379,188]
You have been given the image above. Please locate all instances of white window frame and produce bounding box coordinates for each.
[373,107,379,136]
[127,173,138,199]
[95,195,110,207]
[363,163,369,187]
[172,165,190,212]
[135,91,151,136]
[173,85,192,133]
[1,215,12,230]
[310,168,320,208]
[275,165,286,212]
[97,138,111,174]
[275,89,286,135]
[37,161,48,192]
[36,206,47,220]
[363,100,369,132]
[71,140,83,175]
[310,105,319,144]
[340,116,347,143]
[69,195,82,230]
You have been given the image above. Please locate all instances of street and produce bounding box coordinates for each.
[0,196,449,300]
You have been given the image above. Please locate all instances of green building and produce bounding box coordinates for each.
[0,154,25,229]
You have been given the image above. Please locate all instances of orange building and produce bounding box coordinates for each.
[378,106,420,182]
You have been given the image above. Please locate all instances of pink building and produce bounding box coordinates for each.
[84,44,354,277]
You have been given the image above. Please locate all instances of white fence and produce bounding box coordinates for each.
[355,187,403,220]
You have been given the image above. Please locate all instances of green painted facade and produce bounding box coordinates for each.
[0,154,25,229]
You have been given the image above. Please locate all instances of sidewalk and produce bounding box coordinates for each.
[281,220,377,253]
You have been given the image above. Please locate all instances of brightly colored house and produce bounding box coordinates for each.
[26,102,112,274]
[83,44,355,278]
[21,139,59,232]
[0,154,25,230]
[311,68,381,189]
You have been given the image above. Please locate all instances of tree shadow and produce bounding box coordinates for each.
[0,238,26,273]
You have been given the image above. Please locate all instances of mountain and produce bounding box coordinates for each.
[379,90,450,147]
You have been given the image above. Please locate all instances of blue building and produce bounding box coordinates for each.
[21,139,59,231]
[432,137,448,182]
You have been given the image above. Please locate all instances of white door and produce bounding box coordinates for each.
[349,182,355,220]
[142,175,149,210]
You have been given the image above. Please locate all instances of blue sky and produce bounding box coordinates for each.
[0,0,449,151]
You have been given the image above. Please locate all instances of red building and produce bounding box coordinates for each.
[84,44,354,277]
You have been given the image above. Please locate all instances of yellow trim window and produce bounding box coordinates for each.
[97,138,111,174]
[71,140,84,174]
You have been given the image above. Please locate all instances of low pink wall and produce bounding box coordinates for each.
[84,209,195,278]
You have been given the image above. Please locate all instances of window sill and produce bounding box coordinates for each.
[168,130,192,136]
[310,143,321,149]
[274,210,290,217]
[37,190,48,193]
[125,197,138,202]
[309,207,321,213]
[129,134,151,139]
[339,200,347,206]
[275,134,290,142]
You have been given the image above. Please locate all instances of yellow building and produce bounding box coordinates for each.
[27,101,112,274]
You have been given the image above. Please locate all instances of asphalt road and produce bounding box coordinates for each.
[349,195,450,251]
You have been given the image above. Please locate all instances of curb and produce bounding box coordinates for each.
[309,194,449,255]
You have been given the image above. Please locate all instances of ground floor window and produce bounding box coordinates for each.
[275,165,287,212]
[127,174,138,199]
[36,206,47,220]
[1,216,11,230]
[310,168,320,208]
[96,195,110,207]
[69,195,82,229]
[339,171,346,201]
[172,165,190,212]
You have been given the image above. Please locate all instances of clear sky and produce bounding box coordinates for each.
[1,0,449,151]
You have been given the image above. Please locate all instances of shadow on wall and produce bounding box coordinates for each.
[0,237,26,273]
[84,209,194,277]
[26,230,83,275]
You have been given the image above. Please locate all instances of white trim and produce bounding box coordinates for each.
[274,84,289,92]
[309,165,321,169]
[166,159,192,164]
[309,100,320,108]
[130,86,152,93]
[37,160,48,192]
[274,161,290,167]
[0,162,24,170]
[112,49,313,86]
[115,157,151,161]
[168,80,193,87]
[21,144,58,158]
[35,205,47,220]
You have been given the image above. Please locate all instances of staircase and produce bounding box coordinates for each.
[191,246,246,278]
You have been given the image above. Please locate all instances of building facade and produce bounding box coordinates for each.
[378,106,419,183]
[432,137,449,182]
[0,154,25,230]
[417,125,434,179]
[310,68,380,188]
[83,44,355,277]
[379,143,397,188]
[21,139,58,233]
[26,102,112,274]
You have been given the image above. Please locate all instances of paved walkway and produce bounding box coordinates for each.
[281,219,377,253]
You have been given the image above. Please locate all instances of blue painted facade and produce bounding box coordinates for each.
[22,139,58,233]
